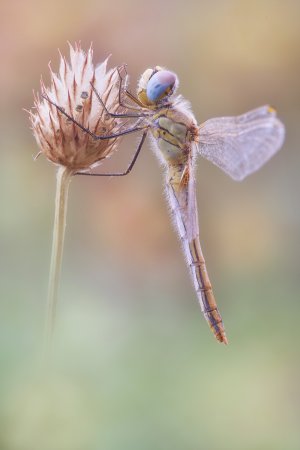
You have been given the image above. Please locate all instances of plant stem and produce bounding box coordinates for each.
[44,165,74,355]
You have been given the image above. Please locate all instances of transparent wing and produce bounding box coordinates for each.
[198,105,285,181]
[173,156,199,241]
[186,157,199,241]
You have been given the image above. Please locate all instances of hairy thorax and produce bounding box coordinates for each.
[150,106,199,167]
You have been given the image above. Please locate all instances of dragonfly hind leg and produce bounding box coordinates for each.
[76,129,148,177]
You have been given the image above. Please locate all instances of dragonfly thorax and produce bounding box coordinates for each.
[137,66,178,108]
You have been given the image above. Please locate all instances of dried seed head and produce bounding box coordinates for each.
[29,43,125,171]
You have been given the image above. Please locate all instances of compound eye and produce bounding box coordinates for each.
[146,70,177,102]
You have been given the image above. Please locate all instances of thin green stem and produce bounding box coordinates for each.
[44,165,74,355]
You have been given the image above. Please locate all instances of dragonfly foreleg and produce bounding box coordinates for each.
[116,66,146,111]
[124,89,146,108]
[90,82,150,119]
[76,129,148,177]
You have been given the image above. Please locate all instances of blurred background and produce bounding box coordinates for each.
[1,0,300,449]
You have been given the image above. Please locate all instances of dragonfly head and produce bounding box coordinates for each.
[137,66,178,107]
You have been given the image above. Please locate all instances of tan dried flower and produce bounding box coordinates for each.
[29,43,125,171]
[28,43,137,355]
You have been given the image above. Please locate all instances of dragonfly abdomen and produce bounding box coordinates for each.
[166,174,228,344]
[188,238,228,344]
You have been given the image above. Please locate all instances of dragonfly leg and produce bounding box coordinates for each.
[124,89,146,108]
[42,94,147,141]
[116,66,146,111]
[90,82,150,119]
[76,130,148,177]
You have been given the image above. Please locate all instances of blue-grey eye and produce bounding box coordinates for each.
[146,70,177,102]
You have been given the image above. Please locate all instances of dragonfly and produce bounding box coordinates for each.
[44,65,285,344]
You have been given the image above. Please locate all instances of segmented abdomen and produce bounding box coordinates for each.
[166,175,228,344]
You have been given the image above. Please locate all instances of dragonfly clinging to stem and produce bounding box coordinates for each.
[43,64,285,344]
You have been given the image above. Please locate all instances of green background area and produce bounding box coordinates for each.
[1,0,299,449]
